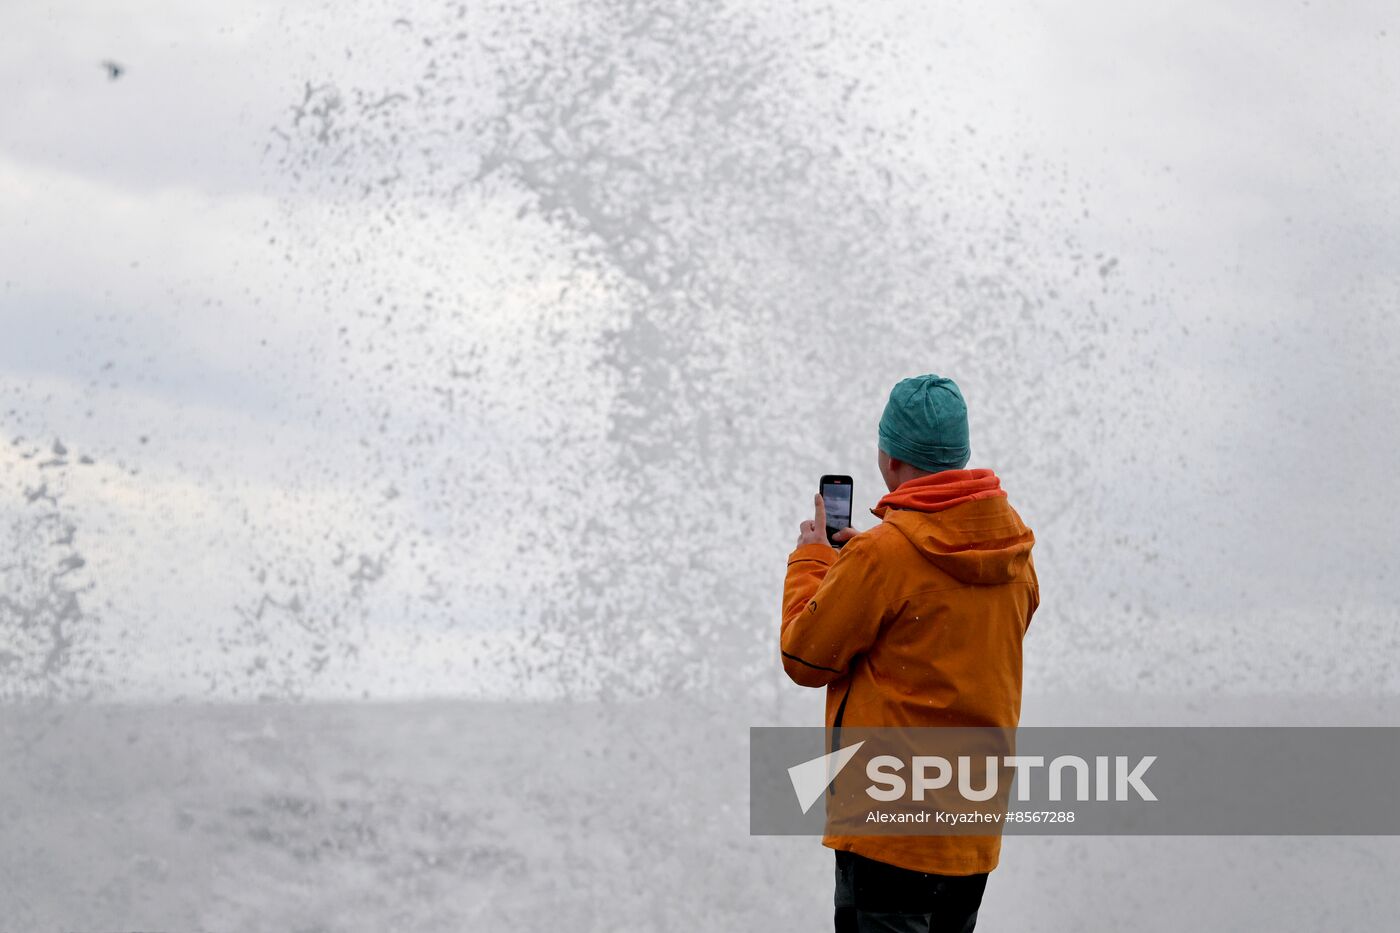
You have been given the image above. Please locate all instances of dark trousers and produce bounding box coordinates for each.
[834,850,988,933]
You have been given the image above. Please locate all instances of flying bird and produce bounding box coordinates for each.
[101,60,124,80]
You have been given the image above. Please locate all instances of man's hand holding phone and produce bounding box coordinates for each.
[796,492,859,549]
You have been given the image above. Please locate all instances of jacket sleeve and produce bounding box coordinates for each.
[1025,554,1041,631]
[780,537,887,687]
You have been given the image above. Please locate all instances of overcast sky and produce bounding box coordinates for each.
[2,0,1397,701]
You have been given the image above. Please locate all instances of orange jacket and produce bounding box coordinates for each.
[780,468,1039,875]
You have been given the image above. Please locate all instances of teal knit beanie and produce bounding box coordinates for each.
[878,374,971,473]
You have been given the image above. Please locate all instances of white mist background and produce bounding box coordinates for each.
[4,0,1396,703]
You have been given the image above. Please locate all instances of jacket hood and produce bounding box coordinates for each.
[872,469,1035,585]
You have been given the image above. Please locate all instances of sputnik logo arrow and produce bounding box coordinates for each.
[787,740,865,814]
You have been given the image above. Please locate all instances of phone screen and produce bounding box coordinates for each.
[821,478,853,544]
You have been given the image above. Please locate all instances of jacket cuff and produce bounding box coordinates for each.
[787,542,837,566]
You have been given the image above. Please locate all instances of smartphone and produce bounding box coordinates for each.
[819,475,854,547]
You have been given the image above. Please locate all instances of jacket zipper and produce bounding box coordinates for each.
[828,678,854,801]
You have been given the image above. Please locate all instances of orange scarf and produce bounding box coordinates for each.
[872,468,1007,517]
